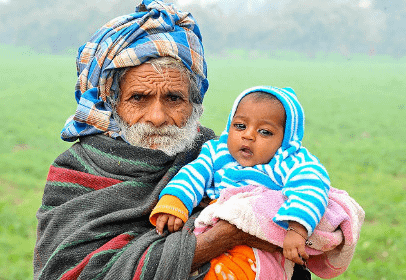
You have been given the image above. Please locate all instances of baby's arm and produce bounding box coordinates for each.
[275,164,330,263]
[151,141,217,234]
[150,195,189,235]
[283,221,309,265]
[155,213,185,235]
[159,141,216,215]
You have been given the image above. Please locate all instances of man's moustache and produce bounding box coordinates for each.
[139,127,178,137]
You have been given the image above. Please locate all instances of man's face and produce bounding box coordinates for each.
[115,63,198,155]
[227,94,286,167]
[117,63,193,131]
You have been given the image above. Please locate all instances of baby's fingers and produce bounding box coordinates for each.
[156,214,169,235]
[284,248,304,265]
[298,245,309,260]
[167,215,176,232]
[173,218,184,232]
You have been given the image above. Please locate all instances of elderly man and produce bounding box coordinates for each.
[33,1,310,279]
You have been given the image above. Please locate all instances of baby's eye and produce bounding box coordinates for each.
[233,123,246,130]
[258,129,273,136]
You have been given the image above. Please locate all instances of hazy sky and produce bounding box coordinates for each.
[177,0,372,9]
[174,0,376,19]
[0,0,373,9]
[2,0,403,56]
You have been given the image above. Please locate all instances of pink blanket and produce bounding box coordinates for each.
[194,186,365,279]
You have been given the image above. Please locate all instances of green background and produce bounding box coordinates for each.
[1,45,405,279]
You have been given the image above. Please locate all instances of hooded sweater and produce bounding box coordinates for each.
[152,86,331,235]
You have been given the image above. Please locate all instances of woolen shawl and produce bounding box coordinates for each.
[34,126,215,280]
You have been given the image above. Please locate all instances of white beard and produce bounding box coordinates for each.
[115,110,200,157]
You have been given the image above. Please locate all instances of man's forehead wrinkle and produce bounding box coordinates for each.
[134,78,186,93]
[132,69,185,85]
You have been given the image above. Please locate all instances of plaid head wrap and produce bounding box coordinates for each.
[61,0,208,141]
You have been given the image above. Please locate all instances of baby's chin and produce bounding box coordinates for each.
[236,160,265,167]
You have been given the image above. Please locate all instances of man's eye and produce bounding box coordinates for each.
[131,94,145,101]
[234,123,246,130]
[168,94,182,102]
[258,129,273,136]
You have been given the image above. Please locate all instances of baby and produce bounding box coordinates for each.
[150,86,330,265]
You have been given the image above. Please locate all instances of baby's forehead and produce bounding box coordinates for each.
[233,93,286,125]
[237,92,285,113]
[240,92,283,107]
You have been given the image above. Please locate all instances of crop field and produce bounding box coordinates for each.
[1,45,405,279]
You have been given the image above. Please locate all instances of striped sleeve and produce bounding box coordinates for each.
[273,163,330,236]
[159,140,216,214]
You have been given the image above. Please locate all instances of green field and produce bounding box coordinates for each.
[1,45,405,279]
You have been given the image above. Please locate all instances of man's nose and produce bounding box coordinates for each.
[144,100,168,127]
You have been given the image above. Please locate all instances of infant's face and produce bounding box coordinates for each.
[227,94,285,167]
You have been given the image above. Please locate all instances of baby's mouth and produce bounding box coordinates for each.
[240,146,253,156]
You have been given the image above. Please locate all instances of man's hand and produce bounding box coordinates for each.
[155,213,184,235]
[192,219,281,271]
[226,220,282,253]
[283,222,309,265]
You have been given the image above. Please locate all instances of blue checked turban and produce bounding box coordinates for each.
[61,0,208,141]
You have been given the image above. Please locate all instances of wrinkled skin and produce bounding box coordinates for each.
[117,64,193,148]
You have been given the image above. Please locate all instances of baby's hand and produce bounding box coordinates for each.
[283,222,309,265]
[155,213,184,235]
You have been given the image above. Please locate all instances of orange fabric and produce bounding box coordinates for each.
[204,245,256,280]
[149,195,189,226]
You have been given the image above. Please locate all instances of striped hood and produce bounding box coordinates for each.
[218,86,325,187]
[218,86,331,234]
[224,86,304,150]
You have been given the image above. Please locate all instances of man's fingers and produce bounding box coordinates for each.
[156,214,169,235]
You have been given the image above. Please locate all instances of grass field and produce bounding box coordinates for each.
[1,45,405,279]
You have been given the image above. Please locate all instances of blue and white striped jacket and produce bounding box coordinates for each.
[160,86,331,235]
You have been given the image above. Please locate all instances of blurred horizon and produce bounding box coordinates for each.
[1,2,406,279]
[0,0,405,59]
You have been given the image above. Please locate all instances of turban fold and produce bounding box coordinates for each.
[61,0,208,141]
